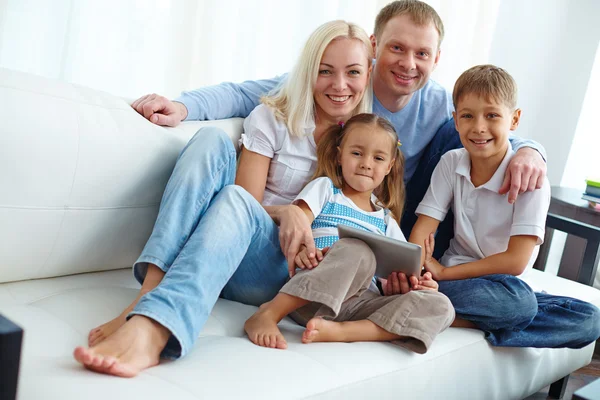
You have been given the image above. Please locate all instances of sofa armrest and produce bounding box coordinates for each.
[0,314,23,400]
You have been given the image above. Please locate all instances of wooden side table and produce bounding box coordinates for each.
[534,186,600,283]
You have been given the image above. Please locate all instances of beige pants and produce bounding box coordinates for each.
[281,238,455,354]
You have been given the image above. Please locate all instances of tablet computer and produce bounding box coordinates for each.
[337,224,422,278]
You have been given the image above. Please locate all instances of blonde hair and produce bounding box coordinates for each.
[374,0,444,48]
[261,20,373,138]
[453,64,518,110]
[312,113,406,224]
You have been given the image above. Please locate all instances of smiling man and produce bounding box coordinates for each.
[131,0,547,264]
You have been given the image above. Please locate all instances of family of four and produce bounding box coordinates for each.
[73,0,600,377]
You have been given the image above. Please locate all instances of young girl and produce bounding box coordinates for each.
[244,113,455,354]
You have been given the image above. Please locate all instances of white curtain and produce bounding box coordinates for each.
[0,0,499,99]
[561,41,600,190]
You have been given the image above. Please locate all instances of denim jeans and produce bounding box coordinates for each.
[401,118,462,258]
[439,274,600,348]
[130,127,289,359]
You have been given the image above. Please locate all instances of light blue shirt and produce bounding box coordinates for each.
[174,75,546,182]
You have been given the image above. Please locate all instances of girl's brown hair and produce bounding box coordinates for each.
[312,113,406,224]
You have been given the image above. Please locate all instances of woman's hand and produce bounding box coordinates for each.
[423,233,445,281]
[277,205,318,277]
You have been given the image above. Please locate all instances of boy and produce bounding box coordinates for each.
[408,64,600,348]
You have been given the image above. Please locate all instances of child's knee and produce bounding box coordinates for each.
[334,238,376,277]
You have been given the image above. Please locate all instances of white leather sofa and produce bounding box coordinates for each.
[1,67,599,400]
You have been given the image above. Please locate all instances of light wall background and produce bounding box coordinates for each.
[1,0,598,188]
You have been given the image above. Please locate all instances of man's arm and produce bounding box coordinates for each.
[509,134,547,161]
[175,75,286,121]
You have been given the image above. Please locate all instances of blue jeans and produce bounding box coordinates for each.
[401,118,462,258]
[439,274,600,348]
[130,127,289,359]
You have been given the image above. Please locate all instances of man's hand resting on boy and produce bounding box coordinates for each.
[292,246,330,276]
[422,233,447,281]
[500,147,546,204]
[380,271,438,295]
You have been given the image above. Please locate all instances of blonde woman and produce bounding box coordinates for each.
[74,20,374,377]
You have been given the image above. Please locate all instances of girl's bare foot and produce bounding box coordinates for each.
[74,315,170,378]
[302,318,344,343]
[244,302,287,349]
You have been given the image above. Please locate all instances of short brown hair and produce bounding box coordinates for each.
[312,114,406,224]
[453,64,518,110]
[374,0,444,47]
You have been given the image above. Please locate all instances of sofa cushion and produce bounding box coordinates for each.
[1,268,598,400]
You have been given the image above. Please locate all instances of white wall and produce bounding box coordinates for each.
[487,0,600,185]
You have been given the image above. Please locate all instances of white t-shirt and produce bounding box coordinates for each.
[294,177,406,249]
[415,146,551,277]
[240,104,317,206]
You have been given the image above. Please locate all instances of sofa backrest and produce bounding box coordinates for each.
[0,68,243,283]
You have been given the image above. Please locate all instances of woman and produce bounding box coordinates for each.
[74,20,374,377]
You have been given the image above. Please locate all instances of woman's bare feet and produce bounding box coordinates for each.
[244,302,288,349]
[89,264,165,346]
[302,318,343,343]
[88,297,139,347]
[74,315,170,377]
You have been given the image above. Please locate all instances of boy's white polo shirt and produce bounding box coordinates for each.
[416,146,551,277]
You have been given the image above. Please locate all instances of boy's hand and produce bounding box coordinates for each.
[423,233,446,281]
[499,147,546,204]
[292,246,329,276]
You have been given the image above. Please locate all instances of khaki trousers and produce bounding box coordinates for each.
[281,238,455,354]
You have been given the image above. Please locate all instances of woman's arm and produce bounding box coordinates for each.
[423,234,538,281]
[235,147,270,204]
[235,147,316,274]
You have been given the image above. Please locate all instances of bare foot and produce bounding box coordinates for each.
[88,307,131,347]
[302,317,343,343]
[244,302,287,349]
[74,315,170,377]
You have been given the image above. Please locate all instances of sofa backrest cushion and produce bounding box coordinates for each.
[0,68,243,283]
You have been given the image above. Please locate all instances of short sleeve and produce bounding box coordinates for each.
[240,104,283,158]
[511,178,551,244]
[293,177,333,219]
[415,151,456,221]
[385,216,407,242]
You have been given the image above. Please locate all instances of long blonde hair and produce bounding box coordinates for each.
[262,20,373,137]
[312,113,406,224]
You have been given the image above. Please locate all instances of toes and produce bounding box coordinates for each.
[276,336,287,350]
[101,356,117,369]
[108,361,138,378]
